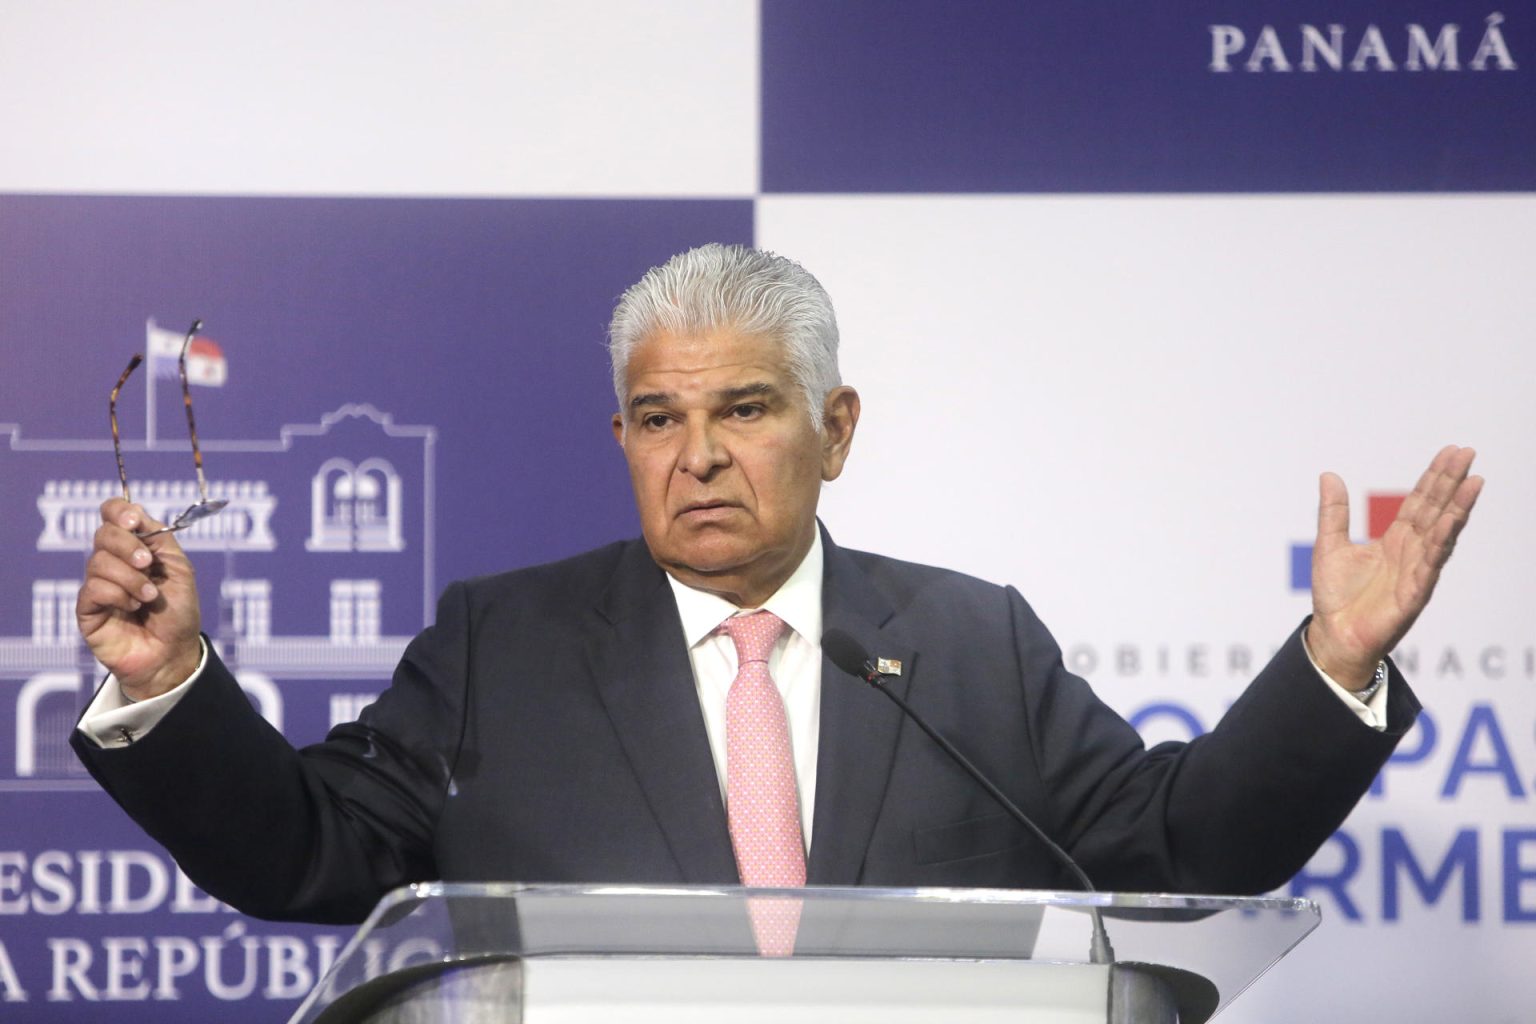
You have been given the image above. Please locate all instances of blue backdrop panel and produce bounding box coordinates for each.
[0,195,753,1022]
[0,195,754,582]
[762,1,1533,192]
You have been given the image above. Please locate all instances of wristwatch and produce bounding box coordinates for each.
[1352,660,1388,704]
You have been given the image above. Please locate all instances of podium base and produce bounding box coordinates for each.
[316,956,1218,1023]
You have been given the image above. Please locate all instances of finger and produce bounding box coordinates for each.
[1416,446,1474,521]
[137,526,187,572]
[1315,472,1351,554]
[101,502,192,578]
[93,518,156,567]
[1455,473,1485,517]
[1424,475,1484,570]
[99,496,177,542]
[85,548,161,606]
[1394,445,1457,530]
[100,497,147,532]
[1411,446,1476,534]
[1442,471,1484,532]
[91,519,171,596]
[76,574,145,623]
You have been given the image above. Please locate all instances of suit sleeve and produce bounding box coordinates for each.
[70,581,478,924]
[1009,589,1419,894]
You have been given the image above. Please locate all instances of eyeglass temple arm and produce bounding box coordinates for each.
[177,320,214,502]
[110,354,144,503]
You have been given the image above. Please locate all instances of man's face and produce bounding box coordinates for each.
[612,328,858,607]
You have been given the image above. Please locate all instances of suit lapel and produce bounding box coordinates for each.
[588,542,738,884]
[807,533,915,885]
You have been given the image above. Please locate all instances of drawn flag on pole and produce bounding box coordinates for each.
[146,319,228,386]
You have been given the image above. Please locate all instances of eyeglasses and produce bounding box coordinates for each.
[109,318,229,538]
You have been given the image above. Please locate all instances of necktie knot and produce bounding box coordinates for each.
[720,610,786,665]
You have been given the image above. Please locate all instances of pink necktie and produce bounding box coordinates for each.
[720,610,805,955]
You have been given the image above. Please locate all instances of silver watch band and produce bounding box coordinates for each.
[1352,660,1388,704]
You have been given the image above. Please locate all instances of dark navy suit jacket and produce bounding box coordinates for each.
[73,530,1418,924]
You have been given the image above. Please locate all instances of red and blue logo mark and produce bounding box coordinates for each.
[1290,492,1406,591]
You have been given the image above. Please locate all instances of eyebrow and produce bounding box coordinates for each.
[627,381,780,410]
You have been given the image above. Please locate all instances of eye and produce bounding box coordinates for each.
[640,413,672,431]
[728,404,764,421]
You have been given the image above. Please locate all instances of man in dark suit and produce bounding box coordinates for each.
[73,244,1482,926]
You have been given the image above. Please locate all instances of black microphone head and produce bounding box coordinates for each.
[822,628,874,681]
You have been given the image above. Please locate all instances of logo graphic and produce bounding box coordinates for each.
[1289,492,1406,591]
[1,319,436,791]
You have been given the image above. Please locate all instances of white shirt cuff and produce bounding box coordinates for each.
[1301,632,1389,731]
[76,638,210,748]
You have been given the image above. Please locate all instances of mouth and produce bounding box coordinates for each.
[677,500,739,519]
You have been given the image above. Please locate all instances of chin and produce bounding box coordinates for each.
[675,549,751,576]
[663,536,759,576]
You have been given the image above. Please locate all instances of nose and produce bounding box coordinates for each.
[677,416,729,479]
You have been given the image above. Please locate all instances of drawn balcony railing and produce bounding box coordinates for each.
[37,479,278,552]
[0,639,84,673]
[231,637,410,675]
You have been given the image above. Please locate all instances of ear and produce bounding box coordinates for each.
[611,412,626,448]
[819,386,860,482]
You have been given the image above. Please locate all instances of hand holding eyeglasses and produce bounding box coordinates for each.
[77,498,205,701]
[79,319,225,700]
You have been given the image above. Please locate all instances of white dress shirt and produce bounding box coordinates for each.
[666,530,825,849]
[77,639,209,748]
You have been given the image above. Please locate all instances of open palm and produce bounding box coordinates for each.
[1308,446,1482,688]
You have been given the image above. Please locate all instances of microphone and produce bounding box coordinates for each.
[822,628,1115,965]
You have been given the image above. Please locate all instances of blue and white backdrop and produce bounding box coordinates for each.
[1,3,1532,1021]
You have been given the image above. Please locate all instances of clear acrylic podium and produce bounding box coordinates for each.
[288,883,1319,1024]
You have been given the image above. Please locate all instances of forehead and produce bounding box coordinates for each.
[622,329,792,392]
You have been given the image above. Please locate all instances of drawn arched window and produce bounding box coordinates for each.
[308,458,356,551]
[354,458,403,551]
[307,457,404,552]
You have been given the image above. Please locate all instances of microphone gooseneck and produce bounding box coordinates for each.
[822,627,1115,966]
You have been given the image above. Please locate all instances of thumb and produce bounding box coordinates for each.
[1315,472,1351,556]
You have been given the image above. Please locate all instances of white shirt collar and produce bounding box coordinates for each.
[666,528,824,648]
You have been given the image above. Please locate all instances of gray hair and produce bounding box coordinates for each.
[607,244,841,430]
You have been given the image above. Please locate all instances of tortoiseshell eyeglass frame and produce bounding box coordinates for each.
[109,319,228,538]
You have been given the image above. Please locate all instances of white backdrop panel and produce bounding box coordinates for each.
[0,0,758,196]
[760,193,1536,1023]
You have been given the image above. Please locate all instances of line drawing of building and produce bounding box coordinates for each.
[1,403,437,792]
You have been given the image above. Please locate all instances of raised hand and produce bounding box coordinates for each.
[76,498,204,700]
[1307,446,1483,689]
